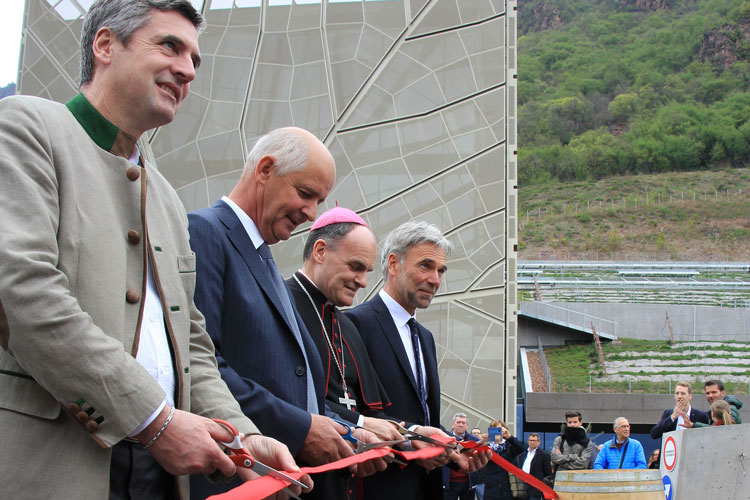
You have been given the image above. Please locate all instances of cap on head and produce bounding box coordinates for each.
[311,207,367,231]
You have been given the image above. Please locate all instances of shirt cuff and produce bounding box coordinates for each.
[128,399,167,437]
[356,414,365,427]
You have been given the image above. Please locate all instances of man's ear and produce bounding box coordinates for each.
[312,239,327,264]
[255,155,276,184]
[91,27,118,67]
[386,253,399,276]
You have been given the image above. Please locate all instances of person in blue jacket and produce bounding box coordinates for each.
[593,417,647,470]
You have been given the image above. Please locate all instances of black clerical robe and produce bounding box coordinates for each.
[287,271,391,423]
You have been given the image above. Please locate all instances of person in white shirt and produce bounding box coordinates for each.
[516,433,551,500]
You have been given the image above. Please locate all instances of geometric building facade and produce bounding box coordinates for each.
[18,0,518,431]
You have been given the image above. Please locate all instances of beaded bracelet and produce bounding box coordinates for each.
[143,405,175,450]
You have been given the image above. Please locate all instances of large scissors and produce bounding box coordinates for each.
[212,419,308,498]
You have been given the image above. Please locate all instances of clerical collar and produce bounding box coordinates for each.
[296,270,332,307]
[65,93,138,159]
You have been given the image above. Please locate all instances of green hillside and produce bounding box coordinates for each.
[518,0,750,185]
[519,167,750,260]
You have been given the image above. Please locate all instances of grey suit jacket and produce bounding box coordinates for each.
[0,95,256,499]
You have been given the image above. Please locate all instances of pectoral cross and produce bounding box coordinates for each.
[339,392,356,411]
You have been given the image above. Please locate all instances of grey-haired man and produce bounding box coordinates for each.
[347,221,490,500]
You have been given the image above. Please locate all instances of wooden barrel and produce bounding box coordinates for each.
[554,469,665,499]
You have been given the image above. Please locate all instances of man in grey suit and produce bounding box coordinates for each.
[0,1,302,499]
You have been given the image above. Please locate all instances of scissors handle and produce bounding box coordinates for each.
[332,418,358,444]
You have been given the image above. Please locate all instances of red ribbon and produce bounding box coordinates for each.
[459,440,558,500]
[207,440,448,500]
[207,435,558,500]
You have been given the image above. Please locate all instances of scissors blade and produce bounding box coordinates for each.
[404,432,455,449]
[357,439,406,453]
[251,460,309,490]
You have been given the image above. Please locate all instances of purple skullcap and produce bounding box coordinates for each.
[311,206,368,230]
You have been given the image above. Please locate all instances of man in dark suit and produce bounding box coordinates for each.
[347,220,490,500]
[188,127,374,498]
[650,381,710,440]
[515,433,552,500]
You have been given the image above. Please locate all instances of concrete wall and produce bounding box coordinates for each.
[552,303,750,342]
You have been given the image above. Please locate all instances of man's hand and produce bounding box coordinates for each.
[137,407,237,477]
[298,414,355,465]
[237,434,313,499]
[452,448,492,473]
[351,428,389,477]
[362,416,405,441]
[677,410,694,428]
[671,400,687,420]
[411,426,451,470]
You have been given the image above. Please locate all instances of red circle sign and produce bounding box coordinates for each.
[663,435,677,471]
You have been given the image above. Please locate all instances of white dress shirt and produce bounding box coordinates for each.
[378,289,428,392]
[522,448,537,473]
[129,147,172,435]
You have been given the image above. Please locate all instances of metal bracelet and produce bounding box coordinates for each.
[142,405,175,450]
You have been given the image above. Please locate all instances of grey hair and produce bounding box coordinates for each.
[613,417,628,428]
[381,220,453,279]
[303,222,365,262]
[246,129,310,177]
[452,412,467,422]
[79,0,204,86]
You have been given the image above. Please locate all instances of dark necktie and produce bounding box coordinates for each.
[257,243,318,414]
[407,318,430,426]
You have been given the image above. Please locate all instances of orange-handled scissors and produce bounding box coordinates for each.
[212,419,308,497]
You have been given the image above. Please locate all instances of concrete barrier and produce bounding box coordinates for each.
[660,424,750,500]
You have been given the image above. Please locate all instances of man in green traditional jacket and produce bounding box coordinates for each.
[0,1,306,499]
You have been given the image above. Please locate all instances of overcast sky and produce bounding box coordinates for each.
[0,1,25,86]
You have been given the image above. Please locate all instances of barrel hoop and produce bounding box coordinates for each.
[554,471,661,483]
[554,483,665,493]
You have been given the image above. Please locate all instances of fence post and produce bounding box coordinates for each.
[538,336,552,392]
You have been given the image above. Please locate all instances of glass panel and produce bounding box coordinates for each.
[156,142,205,190]
[356,158,411,205]
[176,179,210,214]
[198,130,244,177]
[411,0,461,36]
[290,62,328,99]
[244,100,294,143]
[394,73,445,116]
[200,101,244,138]
[206,169,243,204]
[289,95,334,139]
[288,29,324,63]
[152,94,209,156]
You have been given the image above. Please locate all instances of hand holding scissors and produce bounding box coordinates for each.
[212,419,310,499]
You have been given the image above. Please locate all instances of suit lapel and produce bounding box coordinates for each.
[213,201,296,334]
[371,295,421,397]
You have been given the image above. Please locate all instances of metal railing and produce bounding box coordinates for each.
[538,336,551,392]
[520,300,617,339]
